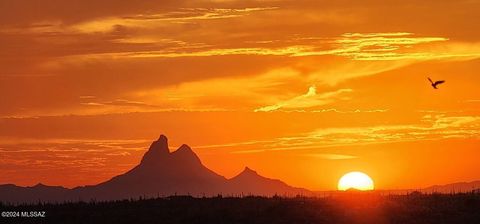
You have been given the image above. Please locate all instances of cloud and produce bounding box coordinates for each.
[1,31,477,117]
[275,115,480,150]
[58,32,459,60]
[292,32,451,60]
[254,86,353,112]
[127,7,280,21]
[206,114,480,154]
[431,115,480,129]
[0,137,150,186]
[77,46,309,58]
[16,7,279,34]
[0,138,150,148]
[311,108,389,113]
[128,67,302,112]
[303,153,357,160]
[341,32,414,38]
[81,99,158,108]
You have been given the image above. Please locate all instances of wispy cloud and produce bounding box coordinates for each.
[205,115,480,154]
[67,7,280,34]
[129,67,302,112]
[311,108,389,113]
[0,137,149,186]
[0,7,279,35]
[81,99,158,108]
[330,32,449,60]
[302,153,357,160]
[293,32,450,60]
[66,46,310,59]
[124,7,280,21]
[275,115,480,150]
[254,86,353,112]
[58,32,480,63]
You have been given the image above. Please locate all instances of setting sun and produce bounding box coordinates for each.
[338,172,374,191]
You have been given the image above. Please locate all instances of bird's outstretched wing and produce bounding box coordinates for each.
[428,77,434,84]
[434,80,445,85]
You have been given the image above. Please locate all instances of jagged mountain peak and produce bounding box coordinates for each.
[137,135,204,170]
[140,134,170,165]
[158,134,168,143]
[241,167,258,175]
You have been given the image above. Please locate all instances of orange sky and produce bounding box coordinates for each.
[1,0,480,190]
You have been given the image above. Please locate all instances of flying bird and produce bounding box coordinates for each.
[428,77,445,89]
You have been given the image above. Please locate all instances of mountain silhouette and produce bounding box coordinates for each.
[73,135,227,200]
[0,135,309,203]
[0,183,69,203]
[228,167,306,196]
[423,180,480,193]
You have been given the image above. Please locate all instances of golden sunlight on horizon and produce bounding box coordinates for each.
[338,171,375,191]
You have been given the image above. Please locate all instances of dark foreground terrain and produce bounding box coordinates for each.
[1,192,479,224]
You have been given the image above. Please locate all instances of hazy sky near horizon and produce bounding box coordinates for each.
[1,0,480,190]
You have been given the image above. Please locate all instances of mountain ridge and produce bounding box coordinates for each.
[0,134,309,203]
[422,180,480,193]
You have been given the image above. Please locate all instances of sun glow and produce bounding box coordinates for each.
[338,171,374,191]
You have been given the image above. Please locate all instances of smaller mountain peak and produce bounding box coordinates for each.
[242,166,258,175]
[33,183,46,187]
[171,144,202,166]
[173,144,197,157]
[178,144,192,151]
[230,166,262,181]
